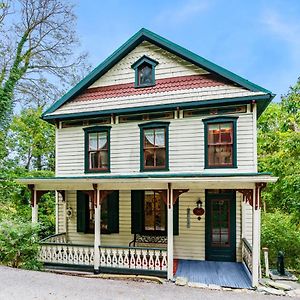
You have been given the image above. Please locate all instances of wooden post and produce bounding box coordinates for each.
[262,247,270,277]
[94,187,101,274]
[32,188,38,223]
[55,191,59,234]
[167,183,174,280]
[252,187,260,287]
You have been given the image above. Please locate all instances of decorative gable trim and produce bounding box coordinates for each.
[42,28,275,119]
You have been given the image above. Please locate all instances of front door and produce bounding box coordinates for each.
[205,190,236,261]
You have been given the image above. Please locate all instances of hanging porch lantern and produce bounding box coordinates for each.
[193,199,205,220]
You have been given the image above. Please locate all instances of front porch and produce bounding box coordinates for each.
[17,173,277,287]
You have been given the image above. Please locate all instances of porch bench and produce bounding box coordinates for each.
[129,234,167,249]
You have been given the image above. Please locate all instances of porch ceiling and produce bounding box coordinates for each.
[16,173,277,191]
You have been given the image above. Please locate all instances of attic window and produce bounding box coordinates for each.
[131,55,158,88]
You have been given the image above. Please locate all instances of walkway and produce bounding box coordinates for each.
[175,260,252,289]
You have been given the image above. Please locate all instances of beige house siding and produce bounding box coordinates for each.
[64,189,245,262]
[56,112,256,177]
[89,41,208,88]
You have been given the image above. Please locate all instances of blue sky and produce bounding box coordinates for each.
[74,0,300,101]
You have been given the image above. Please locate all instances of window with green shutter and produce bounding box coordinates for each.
[77,190,119,234]
[131,190,179,235]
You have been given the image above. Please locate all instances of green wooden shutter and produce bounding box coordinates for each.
[131,190,144,234]
[77,191,89,233]
[173,199,179,235]
[107,191,119,233]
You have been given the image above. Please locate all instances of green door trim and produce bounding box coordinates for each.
[205,190,236,262]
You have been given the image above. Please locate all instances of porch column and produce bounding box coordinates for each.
[32,188,38,223]
[94,187,101,274]
[167,183,174,280]
[55,191,59,234]
[252,187,260,287]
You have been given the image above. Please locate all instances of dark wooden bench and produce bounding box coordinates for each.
[129,234,167,249]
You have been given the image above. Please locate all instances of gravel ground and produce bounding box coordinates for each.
[0,266,290,300]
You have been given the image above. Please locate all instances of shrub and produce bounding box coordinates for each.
[261,211,300,271]
[0,218,42,270]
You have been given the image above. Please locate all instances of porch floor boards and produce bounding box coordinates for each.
[175,260,252,289]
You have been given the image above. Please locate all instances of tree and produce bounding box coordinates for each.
[0,0,89,128]
[7,107,55,171]
[258,78,300,218]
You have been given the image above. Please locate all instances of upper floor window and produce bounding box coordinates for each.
[131,55,158,88]
[203,117,238,169]
[139,122,170,172]
[83,126,111,173]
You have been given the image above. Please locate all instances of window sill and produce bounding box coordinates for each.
[140,167,169,172]
[84,169,111,174]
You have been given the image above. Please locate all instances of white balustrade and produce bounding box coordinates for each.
[99,246,168,271]
[39,244,94,266]
[39,243,167,273]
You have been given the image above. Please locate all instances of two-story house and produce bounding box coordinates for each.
[18,28,277,288]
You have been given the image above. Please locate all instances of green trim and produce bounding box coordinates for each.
[205,190,236,261]
[18,171,273,180]
[83,126,111,173]
[44,263,94,272]
[132,55,158,88]
[42,94,273,124]
[138,122,170,172]
[203,116,238,169]
[98,266,167,278]
[42,28,274,117]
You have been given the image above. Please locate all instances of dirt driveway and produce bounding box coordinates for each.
[0,266,289,300]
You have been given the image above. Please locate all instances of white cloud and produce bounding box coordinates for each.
[155,0,211,25]
[262,10,300,51]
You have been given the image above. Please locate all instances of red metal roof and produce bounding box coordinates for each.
[73,74,231,102]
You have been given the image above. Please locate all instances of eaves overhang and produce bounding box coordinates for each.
[43,94,274,124]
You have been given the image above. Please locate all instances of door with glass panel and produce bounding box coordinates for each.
[205,190,236,261]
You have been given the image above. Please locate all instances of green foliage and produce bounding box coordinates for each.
[0,218,42,270]
[258,78,300,217]
[261,211,300,270]
[8,107,55,171]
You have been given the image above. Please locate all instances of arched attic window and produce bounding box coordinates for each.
[131,55,158,88]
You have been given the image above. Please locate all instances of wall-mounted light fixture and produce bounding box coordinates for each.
[193,199,205,220]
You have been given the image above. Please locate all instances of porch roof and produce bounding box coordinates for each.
[16,172,277,190]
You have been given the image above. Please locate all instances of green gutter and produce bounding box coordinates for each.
[43,94,272,123]
[18,172,273,180]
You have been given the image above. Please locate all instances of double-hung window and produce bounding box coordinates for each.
[139,122,169,171]
[83,126,111,173]
[203,117,238,168]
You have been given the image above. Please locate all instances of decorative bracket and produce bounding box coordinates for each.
[57,190,65,202]
[27,185,49,207]
[237,189,253,207]
[255,182,267,210]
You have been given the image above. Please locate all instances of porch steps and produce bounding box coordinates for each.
[175,260,252,289]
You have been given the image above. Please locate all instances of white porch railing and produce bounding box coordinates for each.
[242,238,252,273]
[39,242,167,273]
[99,246,167,272]
[40,232,67,244]
[39,243,94,266]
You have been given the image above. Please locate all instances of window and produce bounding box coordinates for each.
[131,55,158,88]
[131,190,179,235]
[144,191,166,232]
[77,191,119,234]
[203,117,238,168]
[83,126,111,173]
[139,122,169,171]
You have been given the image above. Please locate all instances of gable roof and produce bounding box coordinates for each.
[42,28,275,119]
